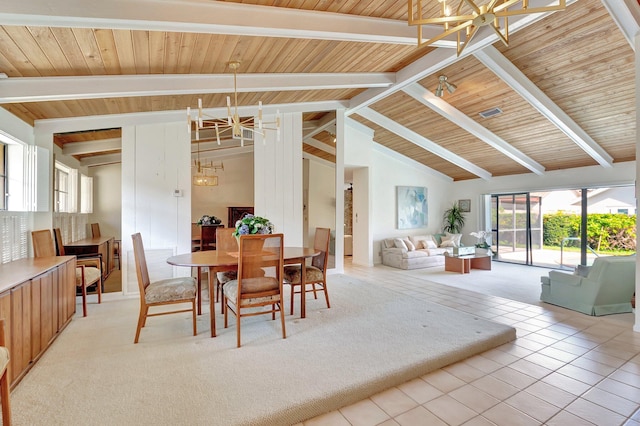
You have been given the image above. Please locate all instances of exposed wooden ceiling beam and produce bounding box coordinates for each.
[600,0,640,50]
[474,45,614,168]
[303,113,337,140]
[0,0,454,46]
[356,107,492,180]
[305,137,336,156]
[0,73,394,103]
[81,153,121,168]
[402,83,546,175]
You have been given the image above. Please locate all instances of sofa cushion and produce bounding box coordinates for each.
[383,238,396,249]
[394,238,408,250]
[403,238,415,251]
[410,235,438,250]
[440,233,462,247]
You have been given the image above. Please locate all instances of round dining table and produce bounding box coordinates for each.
[167,247,319,337]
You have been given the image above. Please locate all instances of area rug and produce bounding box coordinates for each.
[10,275,515,426]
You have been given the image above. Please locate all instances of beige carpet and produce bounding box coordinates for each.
[11,275,515,426]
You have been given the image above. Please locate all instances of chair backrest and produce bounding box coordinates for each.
[53,228,66,256]
[216,227,237,252]
[311,227,331,272]
[91,223,101,238]
[131,233,151,294]
[200,225,221,251]
[237,233,284,298]
[32,230,56,258]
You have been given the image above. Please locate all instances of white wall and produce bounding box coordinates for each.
[307,159,336,244]
[0,108,34,145]
[90,163,122,240]
[191,152,253,226]
[121,122,191,294]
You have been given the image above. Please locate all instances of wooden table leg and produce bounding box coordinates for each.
[209,266,216,338]
[300,259,307,319]
[197,267,202,315]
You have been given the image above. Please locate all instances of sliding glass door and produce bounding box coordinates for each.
[491,186,636,269]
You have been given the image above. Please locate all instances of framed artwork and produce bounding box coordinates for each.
[397,186,428,229]
[459,199,471,213]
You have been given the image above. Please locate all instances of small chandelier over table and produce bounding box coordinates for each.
[192,137,224,187]
[408,0,566,56]
[187,61,280,147]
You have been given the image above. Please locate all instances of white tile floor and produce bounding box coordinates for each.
[300,260,640,426]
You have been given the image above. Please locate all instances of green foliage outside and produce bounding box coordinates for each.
[542,213,636,252]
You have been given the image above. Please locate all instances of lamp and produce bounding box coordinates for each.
[192,139,224,187]
[408,0,566,56]
[187,61,280,147]
[435,75,457,97]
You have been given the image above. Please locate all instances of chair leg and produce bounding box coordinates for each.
[280,302,286,340]
[191,299,197,336]
[0,367,10,426]
[223,297,228,328]
[81,285,88,317]
[97,279,102,304]
[322,282,330,309]
[289,284,295,315]
[134,305,148,344]
[236,312,241,348]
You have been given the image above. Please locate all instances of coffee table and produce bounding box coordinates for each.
[444,253,492,274]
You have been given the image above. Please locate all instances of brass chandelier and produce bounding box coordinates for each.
[192,138,224,187]
[187,61,280,147]
[408,0,566,56]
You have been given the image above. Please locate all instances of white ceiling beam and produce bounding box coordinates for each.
[0,0,454,46]
[356,107,492,180]
[61,138,121,156]
[0,73,394,103]
[474,45,614,168]
[34,100,349,134]
[600,0,640,50]
[402,83,546,175]
[81,153,121,168]
[346,0,577,115]
[304,137,336,156]
[303,113,337,140]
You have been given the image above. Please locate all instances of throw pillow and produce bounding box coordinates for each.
[403,238,415,251]
[394,238,408,250]
[423,236,438,249]
[440,233,462,248]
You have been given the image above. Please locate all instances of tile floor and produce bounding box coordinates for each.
[300,260,640,426]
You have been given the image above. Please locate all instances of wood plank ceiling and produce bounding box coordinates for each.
[0,0,636,181]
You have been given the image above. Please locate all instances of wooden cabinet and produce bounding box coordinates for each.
[228,206,254,228]
[64,236,115,280]
[0,256,76,387]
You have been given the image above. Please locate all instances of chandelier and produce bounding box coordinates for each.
[408,0,566,56]
[192,139,224,187]
[187,61,280,147]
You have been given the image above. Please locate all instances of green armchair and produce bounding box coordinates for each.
[540,256,636,316]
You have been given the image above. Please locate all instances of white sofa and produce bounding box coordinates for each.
[381,234,457,270]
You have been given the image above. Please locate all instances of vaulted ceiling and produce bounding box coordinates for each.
[0,0,637,181]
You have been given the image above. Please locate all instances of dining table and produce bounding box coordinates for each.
[166,246,319,337]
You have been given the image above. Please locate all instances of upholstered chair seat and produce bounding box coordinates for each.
[144,277,197,304]
[223,277,281,306]
[75,266,102,289]
[283,265,323,284]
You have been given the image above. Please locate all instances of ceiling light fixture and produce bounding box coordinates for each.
[435,75,457,97]
[187,61,280,147]
[192,139,224,187]
[408,0,566,56]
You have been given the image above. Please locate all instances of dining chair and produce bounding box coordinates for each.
[200,224,220,251]
[32,229,103,317]
[283,227,331,315]
[91,223,101,238]
[223,233,285,348]
[215,227,238,306]
[131,233,197,343]
[0,319,10,426]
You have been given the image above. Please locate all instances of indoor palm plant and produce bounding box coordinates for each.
[442,202,465,234]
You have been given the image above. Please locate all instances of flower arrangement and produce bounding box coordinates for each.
[470,230,492,250]
[197,214,221,226]
[233,214,274,236]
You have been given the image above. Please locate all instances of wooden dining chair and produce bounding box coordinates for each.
[0,319,11,426]
[91,223,101,238]
[223,233,286,348]
[32,229,102,317]
[131,233,197,343]
[200,224,221,251]
[214,227,238,305]
[284,227,331,315]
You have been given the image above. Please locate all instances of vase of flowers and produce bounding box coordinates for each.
[470,230,494,256]
[197,215,221,226]
[233,214,274,237]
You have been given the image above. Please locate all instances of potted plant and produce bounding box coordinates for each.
[442,202,465,234]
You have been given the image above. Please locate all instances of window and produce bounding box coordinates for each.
[54,162,77,213]
[80,174,93,214]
